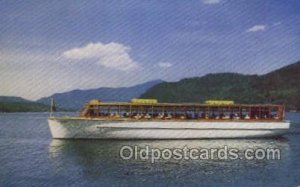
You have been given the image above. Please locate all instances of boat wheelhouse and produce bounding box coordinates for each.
[48,99,290,139]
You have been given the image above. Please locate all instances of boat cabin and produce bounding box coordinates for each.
[80,99,285,121]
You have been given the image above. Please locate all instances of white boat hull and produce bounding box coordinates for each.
[48,118,290,139]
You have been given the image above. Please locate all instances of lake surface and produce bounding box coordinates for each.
[0,112,300,186]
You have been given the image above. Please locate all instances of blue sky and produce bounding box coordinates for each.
[1,0,300,100]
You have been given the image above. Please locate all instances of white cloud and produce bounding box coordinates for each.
[157,62,173,68]
[203,0,221,5]
[246,25,267,32]
[63,42,139,71]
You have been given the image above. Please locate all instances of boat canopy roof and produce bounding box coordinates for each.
[85,100,283,108]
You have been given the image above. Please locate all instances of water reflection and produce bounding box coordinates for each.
[48,138,290,185]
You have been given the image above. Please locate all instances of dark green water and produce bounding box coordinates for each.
[0,112,300,186]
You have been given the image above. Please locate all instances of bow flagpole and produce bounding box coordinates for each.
[50,98,56,117]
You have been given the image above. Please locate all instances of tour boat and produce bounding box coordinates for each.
[48,99,290,139]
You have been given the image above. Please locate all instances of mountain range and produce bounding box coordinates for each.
[0,96,49,112]
[140,61,300,110]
